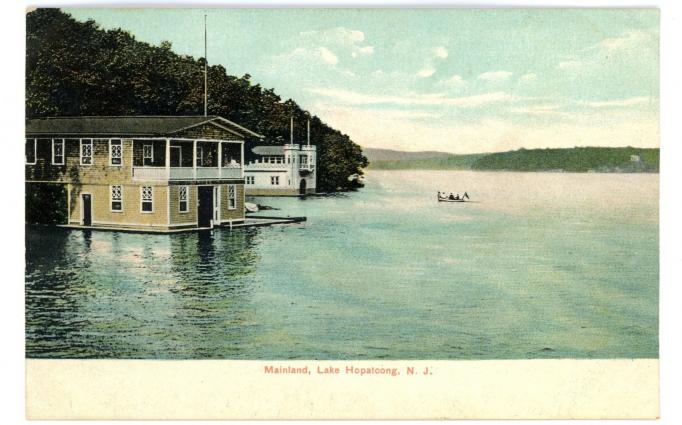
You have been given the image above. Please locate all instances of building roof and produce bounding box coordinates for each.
[252,146,285,156]
[25,115,263,139]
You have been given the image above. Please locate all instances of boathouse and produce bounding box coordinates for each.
[243,143,317,196]
[25,116,263,232]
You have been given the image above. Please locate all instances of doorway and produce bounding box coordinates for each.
[82,194,92,226]
[197,186,214,228]
[299,178,307,195]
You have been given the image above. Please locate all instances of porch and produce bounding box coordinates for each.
[131,138,243,181]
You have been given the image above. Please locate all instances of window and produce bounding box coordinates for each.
[52,139,64,165]
[25,139,36,164]
[111,185,123,212]
[170,146,182,167]
[228,184,236,210]
[179,186,188,213]
[140,186,153,212]
[110,139,122,166]
[245,176,254,185]
[300,154,308,165]
[142,144,154,166]
[80,139,93,165]
[270,176,280,185]
[197,146,204,166]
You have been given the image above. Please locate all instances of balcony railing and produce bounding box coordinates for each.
[244,161,288,170]
[132,165,242,181]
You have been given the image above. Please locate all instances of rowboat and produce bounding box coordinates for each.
[437,191,470,202]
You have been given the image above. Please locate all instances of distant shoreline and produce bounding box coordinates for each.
[366,168,659,174]
[364,146,659,173]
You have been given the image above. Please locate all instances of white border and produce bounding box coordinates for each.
[5,2,682,425]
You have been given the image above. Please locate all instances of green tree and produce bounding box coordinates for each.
[26,9,368,191]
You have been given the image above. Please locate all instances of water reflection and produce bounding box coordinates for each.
[26,225,260,358]
[25,171,659,360]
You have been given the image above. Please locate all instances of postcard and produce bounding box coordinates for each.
[24,7,659,419]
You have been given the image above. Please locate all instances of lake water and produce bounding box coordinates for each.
[25,170,659,359]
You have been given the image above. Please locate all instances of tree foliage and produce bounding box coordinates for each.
[26,9,368,191]
[470,147,659,172]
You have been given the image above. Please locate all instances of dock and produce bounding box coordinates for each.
[55,215,306,234]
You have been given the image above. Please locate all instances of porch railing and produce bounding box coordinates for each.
[132,166,242,181]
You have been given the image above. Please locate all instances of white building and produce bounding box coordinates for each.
[244,143,316,196]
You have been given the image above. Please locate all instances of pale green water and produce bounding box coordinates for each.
[25,171,658,359]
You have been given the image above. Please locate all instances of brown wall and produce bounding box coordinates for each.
[27,138,137,185]
[69,183,169,228]
[173,122,242,140]
[220,183,245,222]
[168,184,198,225]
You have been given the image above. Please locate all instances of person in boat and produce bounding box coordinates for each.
[448,193,456,200]
[463,192,469,200]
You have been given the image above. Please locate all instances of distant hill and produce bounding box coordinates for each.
[363,148,453,162]
[366,147,659,173]
[471,147,659,172]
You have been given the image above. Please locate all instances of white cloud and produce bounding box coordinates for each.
[520,72,537,82]
[581,96,653,108]
[309,87,520,108]
[595,29,655,52]
[312,103,659,154]
[439,74,466,88]
[273,46,339,66]
[352,45,374,58]
[478,71,513,82]
[510,104,569,117]
[317,47,339,65]
[557,29,657,75]
[416,66,436,78]
[434,46,448,59]
[300,27,365,46]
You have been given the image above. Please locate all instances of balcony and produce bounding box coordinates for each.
[244,160,288,170]
[299,164,314,175]
[132,165,242,181]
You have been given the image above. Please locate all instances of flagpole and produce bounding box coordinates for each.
[204,14,208,117]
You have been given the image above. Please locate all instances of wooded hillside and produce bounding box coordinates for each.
[26,9,368,192]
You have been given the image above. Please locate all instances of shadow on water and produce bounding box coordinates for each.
[25,226,262,358]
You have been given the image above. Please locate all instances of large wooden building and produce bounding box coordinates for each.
[25,116,263,232]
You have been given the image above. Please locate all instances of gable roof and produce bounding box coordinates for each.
[252,146,285,156]
[25,116,263,139]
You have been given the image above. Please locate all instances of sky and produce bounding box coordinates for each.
[64,8,659,154]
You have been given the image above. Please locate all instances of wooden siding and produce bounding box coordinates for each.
[169,184,197,225]
[27,138,139,185]
[69,183,169,227]
[220,183,245,221]
[173,122,242,141]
